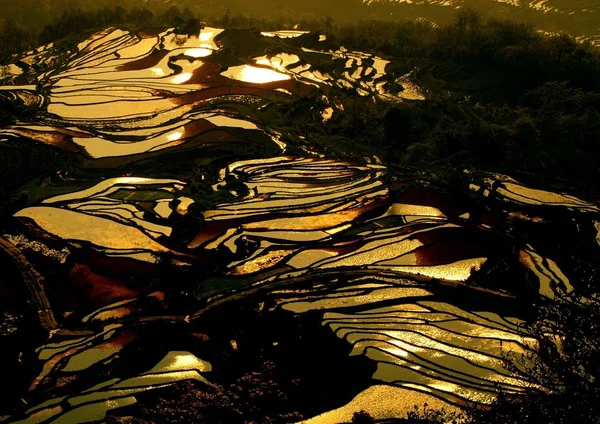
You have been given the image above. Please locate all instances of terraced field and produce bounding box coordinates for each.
[1,26,599,423]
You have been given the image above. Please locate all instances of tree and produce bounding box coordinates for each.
[0,19,26,59]
[128,7,155,29]
[180,18,203,37]
[162,6,184,28]
[324,16,333,37]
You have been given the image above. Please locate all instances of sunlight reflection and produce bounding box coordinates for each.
[199,31,214,41]
[171,354,201,371]
[221,65,291,83]
[255,58,271,66]
[185,48,212,58]
[166,131,183,142]
[171,73,192,84]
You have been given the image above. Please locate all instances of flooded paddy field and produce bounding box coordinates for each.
[0,24,599,424]
[143,0,600,46]
[364,0,600,45]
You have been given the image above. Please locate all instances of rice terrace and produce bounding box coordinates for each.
[1,2,600,423]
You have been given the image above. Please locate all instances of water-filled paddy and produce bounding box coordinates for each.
[0,24,599,424]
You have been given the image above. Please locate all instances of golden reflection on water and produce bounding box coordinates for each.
[230,249,292,275]
[166,131,183,142]
[255,58,272,67]
[244,209,363,231]
[42,177,184,203]
[373,357,516,404]
[322,107,334,122]
[314,294,541,406]
[519,247,573,298]
[63,341,124,372]
[300,384,458,424]
[171,72,193,84]
[15,207,168,252]
[499,183,598,210]
[49,98,179,120]
[203,114,259,130]
[382,203,445,218]
[397,82,426,101]
[199,30,215,42]
[377,258,488,282]
[184,48,212,58]
[352,331,530,384]
[176,197,195,215]
[221,65,291,83]
[286,249,338,269]
[255,53,301,72]
[153,351,212,373]
[282,287,434,313]
[320,238,423,269]
[261,30,310,38]
[18,349,212,423]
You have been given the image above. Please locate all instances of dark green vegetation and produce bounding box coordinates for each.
[316,14,600,185]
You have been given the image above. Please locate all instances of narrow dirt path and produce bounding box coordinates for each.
[0,236,58,333]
